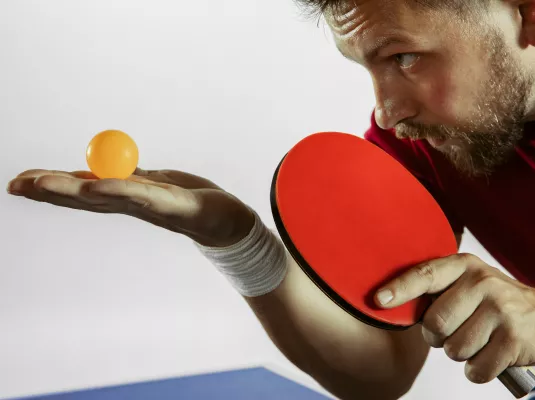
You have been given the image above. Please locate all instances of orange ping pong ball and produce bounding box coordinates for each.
[86,130,139,179]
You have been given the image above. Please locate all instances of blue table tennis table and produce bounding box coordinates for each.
[8,367,330,400]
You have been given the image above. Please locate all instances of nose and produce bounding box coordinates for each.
[373,78,418,130]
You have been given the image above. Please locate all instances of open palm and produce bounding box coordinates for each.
[7,168,254,247]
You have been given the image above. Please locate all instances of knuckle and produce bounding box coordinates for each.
[444,340,470,361]
[471,270,501,292]
[32,175,49,188]
[456,252,481,267]
[472,267,493,282]
[415,262,435,282]
[483,291,516,316]
[421,326,444,348]
[443,344,462,361]
[497,296,518,315]
[499,324,520,345]
[90,179,115,193]
[423,311,449,337]
[17,169,44,177]
[499,300,518,316]
[393,276,410,296]
[457,252,476,262]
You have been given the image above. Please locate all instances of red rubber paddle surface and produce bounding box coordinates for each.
[272,132,458,328]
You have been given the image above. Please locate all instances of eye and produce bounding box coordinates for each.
[394,53,419,69]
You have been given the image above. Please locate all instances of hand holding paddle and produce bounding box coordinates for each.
[271,131,535,398]
[376,252,535,393]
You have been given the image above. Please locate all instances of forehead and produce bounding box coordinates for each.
[325,0,438,60]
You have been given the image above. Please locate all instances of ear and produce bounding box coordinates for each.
[517,0,535,46]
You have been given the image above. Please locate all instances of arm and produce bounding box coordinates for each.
[246,255,429,400]
[244,122,464,398]
[246,234,462,400]
[246,232,463,400]
[7,168,463,400]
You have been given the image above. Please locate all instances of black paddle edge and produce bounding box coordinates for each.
[269,153,414,332]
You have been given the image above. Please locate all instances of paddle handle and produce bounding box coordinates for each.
[499,366,535,398]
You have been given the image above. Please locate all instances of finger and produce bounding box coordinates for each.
[8,173,65,195]
[21,189,112,213]
[421,276,485,348]
[16,169,66,178]
[33,175,166,211]
[10,175,111,208]
[7,176,38,195]
[9,171,201,221]
[135,167,221,190]
[8,176,112,212]
[71,170,98,180]
[14,173,201,219]
[127,174,169,186]
[375,253,483,308]
[86,178,198,216]
[15,169,87,179]
[441,305,497,362]
[10,170,166,195]
[464,331,513,384]
[9,170,97,192]
[14,169,137,181]
[8,175,89,198]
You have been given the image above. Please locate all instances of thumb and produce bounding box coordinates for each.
[134,167,149,176]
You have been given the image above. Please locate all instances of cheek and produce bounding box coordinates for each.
[441,55,491,121]
[418,71,460,123]
[419,61,486,126]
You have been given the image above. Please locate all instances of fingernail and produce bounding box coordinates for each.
[376,289,394,305]
[6,181,18,194]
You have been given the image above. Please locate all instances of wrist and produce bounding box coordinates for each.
[224,205,256,247]
[193,202,255,248]
[194,208,288,297]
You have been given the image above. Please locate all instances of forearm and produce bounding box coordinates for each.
[245,256,430,400]
[195,208,431,399]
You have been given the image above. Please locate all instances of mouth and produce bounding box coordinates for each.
[426,136,466,152]
[426,137,448,148]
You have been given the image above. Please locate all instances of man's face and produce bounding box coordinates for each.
[326,0,534,177]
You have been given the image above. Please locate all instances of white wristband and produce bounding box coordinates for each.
[194,209,288,297]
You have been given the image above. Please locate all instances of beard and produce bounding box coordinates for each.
[395,29,532,178]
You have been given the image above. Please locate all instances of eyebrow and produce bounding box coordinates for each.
[365,37,409,61]
[338,36,412,64]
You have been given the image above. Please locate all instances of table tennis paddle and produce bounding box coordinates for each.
[270,131,535,398]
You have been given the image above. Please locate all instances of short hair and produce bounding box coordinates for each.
[294,0,490,21]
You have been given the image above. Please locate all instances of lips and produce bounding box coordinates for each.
[427,137,448,148]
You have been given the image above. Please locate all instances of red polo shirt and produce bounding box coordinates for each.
[364,114,535,286]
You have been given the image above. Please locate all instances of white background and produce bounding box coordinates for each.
[0,1,519,399]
